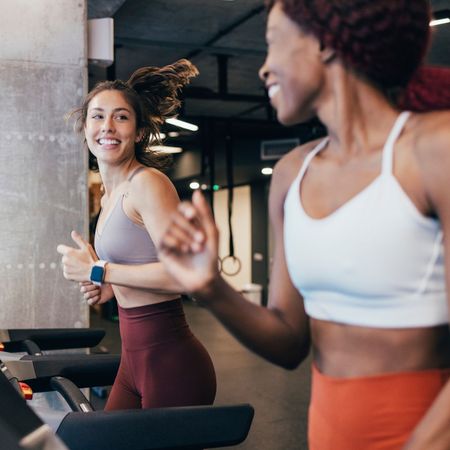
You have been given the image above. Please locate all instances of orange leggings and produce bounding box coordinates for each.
[309,364,450,450]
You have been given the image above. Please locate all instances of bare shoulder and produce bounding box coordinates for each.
[129,166,178,198]
[411,111,450,161]
[269,138,324,222]
[410,111,450,211]
[271,138,323,197]
[127,167,179,219]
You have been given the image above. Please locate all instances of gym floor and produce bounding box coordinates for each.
[90,299,311,450]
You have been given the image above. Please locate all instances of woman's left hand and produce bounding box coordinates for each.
[56,230,98,282]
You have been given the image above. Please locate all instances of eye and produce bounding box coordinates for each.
[115,114,129,121]
[91,114,103,120]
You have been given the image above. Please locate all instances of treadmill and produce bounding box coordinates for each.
[1,339,254,449]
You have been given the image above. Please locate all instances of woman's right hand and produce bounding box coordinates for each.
[80,281,114,306]
[159,190,220,295]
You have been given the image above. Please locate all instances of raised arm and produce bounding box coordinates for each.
[57,169,185,294]
[159,150,311,368]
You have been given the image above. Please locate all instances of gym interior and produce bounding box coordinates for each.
[0,1,449,449]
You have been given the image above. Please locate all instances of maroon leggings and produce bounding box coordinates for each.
[105,298,216,410]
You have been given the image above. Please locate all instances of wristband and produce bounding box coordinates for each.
[90,260,107,286]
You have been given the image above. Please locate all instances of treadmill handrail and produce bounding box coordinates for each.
[2,328,105,350]
[5,354,120,391]
[57,404,254,450]
[50,376,94,413]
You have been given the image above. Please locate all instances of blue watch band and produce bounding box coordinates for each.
[90,260,107,286]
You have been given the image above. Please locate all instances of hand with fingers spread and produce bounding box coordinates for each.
[56,230,98,282]
[159,190,220,295]
[79,281,114,306]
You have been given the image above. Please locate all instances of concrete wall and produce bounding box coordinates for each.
[0,0,88,328]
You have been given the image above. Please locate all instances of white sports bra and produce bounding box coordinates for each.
[283,112,448,328]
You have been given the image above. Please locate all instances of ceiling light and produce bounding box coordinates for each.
[261,167,273,175]
[150,145,183,154]
[166,118,199,132]
[430,17,450,26]
[190,181,200,190]
[150,132,166,140]
[430,9,450,26]
[168,131,180,138]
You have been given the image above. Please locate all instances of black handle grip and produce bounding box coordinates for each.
[6,328,105,350]
[50,376,94,413]
[57,404,254,449]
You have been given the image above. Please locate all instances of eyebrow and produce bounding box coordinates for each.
[89,107,132,113]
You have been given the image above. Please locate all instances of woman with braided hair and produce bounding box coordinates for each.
[158,1,450,448]
[57,59,216,410]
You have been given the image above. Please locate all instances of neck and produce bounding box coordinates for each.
[315,63,402,159]
[98,158,140,195]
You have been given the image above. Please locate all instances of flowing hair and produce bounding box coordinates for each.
[70,59,199,170]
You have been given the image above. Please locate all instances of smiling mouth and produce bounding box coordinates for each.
[97,138,120,145]
[268,84,280,99]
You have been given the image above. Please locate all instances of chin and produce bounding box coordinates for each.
[277,109,315,127]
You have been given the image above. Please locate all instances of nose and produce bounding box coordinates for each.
[102,115,115,133]
[258,59,269,83]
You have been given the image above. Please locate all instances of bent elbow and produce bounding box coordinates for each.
[282,352,308,370]
[273,344,310,370]
[282,359,302,371]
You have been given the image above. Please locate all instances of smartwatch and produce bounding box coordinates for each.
[90,260,108,286]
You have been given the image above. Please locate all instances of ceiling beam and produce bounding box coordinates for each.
[185,5,265,59]
[115,36,265,57]
[183,88,266,103]
[88,0,128,19]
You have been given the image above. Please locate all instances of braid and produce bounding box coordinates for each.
[266,0,431,90]
[399,66,450,112]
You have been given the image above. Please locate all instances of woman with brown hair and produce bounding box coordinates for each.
[57,60,216,411]
[158,2,450,449]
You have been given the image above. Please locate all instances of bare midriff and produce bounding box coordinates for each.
[113,285,179,308]
[311,319,450,377]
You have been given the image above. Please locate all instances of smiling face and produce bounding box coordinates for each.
[259,2,325,125]
[84,89,141,168]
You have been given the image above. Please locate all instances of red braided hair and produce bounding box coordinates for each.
[266,0,450,111]
[399,66,450,112]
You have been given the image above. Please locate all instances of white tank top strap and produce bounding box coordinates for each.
[297,137,330,182]
[381,111,411,175]
[283,110,447,329]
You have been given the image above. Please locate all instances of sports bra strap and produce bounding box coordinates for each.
[381,111,411,175]
[298,112,410,182]
[127,166,146,182]
[298,137,330,182]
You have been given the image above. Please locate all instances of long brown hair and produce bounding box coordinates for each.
[70,59,199,170]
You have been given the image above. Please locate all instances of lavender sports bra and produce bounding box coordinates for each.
[94,167,159,265]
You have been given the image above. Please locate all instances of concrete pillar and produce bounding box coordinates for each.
[0,0,88,328]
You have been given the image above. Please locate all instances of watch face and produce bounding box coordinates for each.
[91,265,104,283]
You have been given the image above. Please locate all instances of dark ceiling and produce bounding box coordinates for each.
[87,0,450,193]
